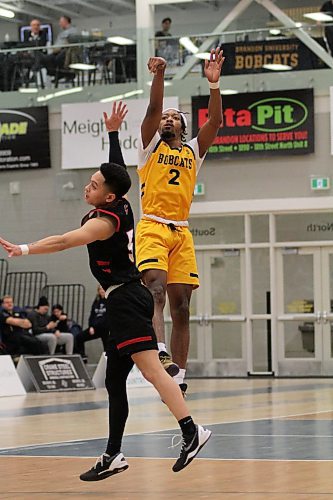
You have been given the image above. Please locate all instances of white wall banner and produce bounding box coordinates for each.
[61,97,179,169]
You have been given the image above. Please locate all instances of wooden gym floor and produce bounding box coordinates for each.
[1,378,333,499]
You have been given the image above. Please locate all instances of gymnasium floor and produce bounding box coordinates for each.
[1,378,333,499]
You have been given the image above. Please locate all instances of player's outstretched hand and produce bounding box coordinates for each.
[0,237,22,257]
[103,101,128,132]
[204,47,225,83]
[147,56,167,74]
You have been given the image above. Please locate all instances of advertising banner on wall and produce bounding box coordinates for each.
[221,38,327,75]
[61,97,178,169]
[0,107,50,171]
[192,88,314,158]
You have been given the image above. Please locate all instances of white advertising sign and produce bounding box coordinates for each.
[61,97,179,168]
[0,356,26,397]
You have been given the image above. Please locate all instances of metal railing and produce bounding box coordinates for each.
[4,271,48,308]
[40,283,85,327]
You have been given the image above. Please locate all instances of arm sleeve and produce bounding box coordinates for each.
[108,131,126,169]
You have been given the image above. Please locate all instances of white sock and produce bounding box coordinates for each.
[173,368,186,385]
[158,342,167,353]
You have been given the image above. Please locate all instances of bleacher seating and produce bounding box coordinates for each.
[0,259,8,298]
[41,283,85,327]
[4,271,47,308]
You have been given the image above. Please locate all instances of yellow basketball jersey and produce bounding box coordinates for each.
[138,137,201,221]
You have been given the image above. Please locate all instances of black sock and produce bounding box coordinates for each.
[178,416,196,437]
[106,441,121,457]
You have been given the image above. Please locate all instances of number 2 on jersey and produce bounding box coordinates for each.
[168,168,180,185]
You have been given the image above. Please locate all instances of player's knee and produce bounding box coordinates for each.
[171,298,190,321]
[149,282,166,307]
[140,366,159,384]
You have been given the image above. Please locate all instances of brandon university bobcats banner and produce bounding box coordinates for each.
[61,97,178,169]
[192,88,314,158]
[0,106,50,171]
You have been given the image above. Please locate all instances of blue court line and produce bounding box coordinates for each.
[1,420,333,461]
[1,381,333,419]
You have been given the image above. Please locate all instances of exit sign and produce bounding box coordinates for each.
[194,183,205,196]
[311,177,330,190]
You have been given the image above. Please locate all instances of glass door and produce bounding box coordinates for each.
[275,247,333,375]
[164,249,247,376]
[319,248,333,374]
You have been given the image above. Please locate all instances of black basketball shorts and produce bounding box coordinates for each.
[105,280,158,356]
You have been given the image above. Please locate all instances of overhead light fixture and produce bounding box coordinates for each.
[295,22,302,28]
[263,63,292,71]
[221,89,239,95]
[18,88,38,93]
[69,63,96,70]
[269,28,281,35]
[0,7,15,19]
[146,80,172,86]
[179,37,198,54]
[100,89,144,103]
[304,12,333,22]
[107,36,135,45]
[37,87,83,102]
[194,52,210,60]
[124,89,144,97]
[150,0,193,4]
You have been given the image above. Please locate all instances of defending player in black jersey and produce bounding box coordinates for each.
[0,102,211,479]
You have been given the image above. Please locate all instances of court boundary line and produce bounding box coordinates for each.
[1,407,333,452]
[1,455,333,463]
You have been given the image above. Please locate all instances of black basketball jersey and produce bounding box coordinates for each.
[81,198,141,290]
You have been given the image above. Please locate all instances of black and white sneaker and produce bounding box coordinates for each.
[80,452,129,481]
[172,424,211,472]
[159,351,180,377]
[179,383,188,398]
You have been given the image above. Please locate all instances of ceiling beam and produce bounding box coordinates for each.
[173,0,253,79]
[69,0,113,16]
[22,0,80,19]
[0,1,52,20]
[256,0,333,69]
[98,0,135,9]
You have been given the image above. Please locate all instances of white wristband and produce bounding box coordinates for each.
[209,80,220,90]
[19,244,29,255]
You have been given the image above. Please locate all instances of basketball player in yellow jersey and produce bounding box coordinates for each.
[137,47,224,394]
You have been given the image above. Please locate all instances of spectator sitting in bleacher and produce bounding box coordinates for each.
[75,285,108,362]
[28,296,74,355]
[0,294,47,358]
[50,303,82,350]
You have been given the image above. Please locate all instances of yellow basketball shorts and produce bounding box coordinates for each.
[135,219,199,288]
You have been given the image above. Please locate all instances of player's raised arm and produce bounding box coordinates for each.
[141,56,167,148]
[103,101,128,168]
[196,47,225,158]
[0,218,116,257]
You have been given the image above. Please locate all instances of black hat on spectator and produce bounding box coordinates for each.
[52,304,63,311]
[37,296,49,307]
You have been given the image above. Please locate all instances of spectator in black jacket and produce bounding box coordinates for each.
[75,285,108,361]
[0,295,46,356]
[23,19,48,46]
[28,296,74,354]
